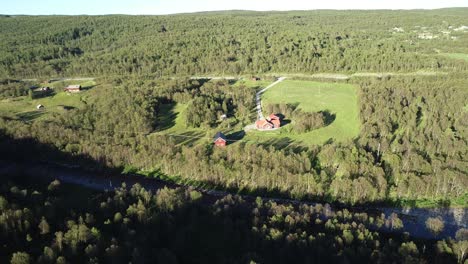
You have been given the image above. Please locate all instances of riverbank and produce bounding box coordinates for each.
[0,160,465,240]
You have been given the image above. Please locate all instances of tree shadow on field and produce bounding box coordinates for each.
[320,110,336,127]
[257,137,308,153]
[226,130,245,145]
[17,110,45,121]
[156,102,177,131]
[173,131,205,146]
[81,84,96,91]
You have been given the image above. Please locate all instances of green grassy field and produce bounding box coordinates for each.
[153,103,209,145]
[246,80,360,145]
[440,53,468,62]
[0,80,95,121]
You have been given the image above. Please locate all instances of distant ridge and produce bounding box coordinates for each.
[1,7,468,16]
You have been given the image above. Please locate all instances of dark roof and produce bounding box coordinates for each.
[213,132,226,141]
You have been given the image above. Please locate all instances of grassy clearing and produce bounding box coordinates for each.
[246,80,360,145]
[0,80,95,121]
[440,53,468,62]
[153,103,209,145]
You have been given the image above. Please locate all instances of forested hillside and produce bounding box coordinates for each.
[0,75,466,207]
[0,10,467,208]
[1,9,468,78]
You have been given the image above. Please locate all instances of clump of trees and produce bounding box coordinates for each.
[291,109,326,133]
[0,81,31,99]
[183,80,255,128]
[265,103,326,132]
[426,217,445,237]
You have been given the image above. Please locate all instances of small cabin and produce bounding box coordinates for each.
[36,104,44,110]
[64,85,81,93]
[213,132,227,147]
[251,76,260,81]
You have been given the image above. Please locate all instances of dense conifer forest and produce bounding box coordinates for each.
[0,173,466,263]
[0,8,467,263]
[1,9,468,78]
[0,9,467,205]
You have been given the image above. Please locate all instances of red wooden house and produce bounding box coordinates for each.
[213,132,227,147]
[255,119,274,130]
[268,114,281,128]
[256,114,281,130]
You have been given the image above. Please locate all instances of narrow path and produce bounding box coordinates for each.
[276,71,447,80]
[256,77,286,120]
[20,77,96,82]
[18,71,445,83]
[189,76,238,80]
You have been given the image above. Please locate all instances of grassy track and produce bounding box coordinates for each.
[234,79,273,89]
[440,53,468,61]
[246,80,360,145]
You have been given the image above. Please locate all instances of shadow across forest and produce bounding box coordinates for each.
[172,131,205,146]
[17,110,46,121]
[226,130,245,144]
[0,129,113,172]
[0,128,459,214]
[257,137,309,153]
[80,84,96,91]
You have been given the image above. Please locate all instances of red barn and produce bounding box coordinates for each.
[255,119,274,130]
[269,114,281,128]
[213,132,227,147]
[64,85,81,93]
[255,114,281,130]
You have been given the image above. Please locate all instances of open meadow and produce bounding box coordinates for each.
[246,80,360,145]
[0,80,95,121]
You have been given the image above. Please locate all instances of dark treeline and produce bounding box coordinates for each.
[0,74,466,206]
[1,174,466,263]
[1,9,468,78]
[0,80,33,99]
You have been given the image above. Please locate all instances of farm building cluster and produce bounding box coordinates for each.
[255,114,281,130]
